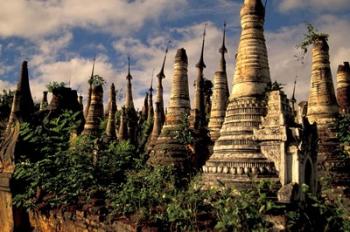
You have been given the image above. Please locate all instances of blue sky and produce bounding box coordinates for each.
[0,0,350,109]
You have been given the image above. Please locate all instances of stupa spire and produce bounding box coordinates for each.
[193,24,207,129]
[84,57,95,118]
[208,23,230,142]
[125,56,135,109]
[156,41,170,125]
[147,74,154,124]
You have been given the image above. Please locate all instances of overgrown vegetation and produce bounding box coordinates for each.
[88,74,106,87]
[11,111,350,231]
[46,81,66,92]
[297,23,329,55]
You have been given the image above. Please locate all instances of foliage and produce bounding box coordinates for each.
[175,113,194,144]
[297,23,329,55]
[266,81,284,91]
[287,184,348,231]
[88,74,106,87]
[12,109,350,231]
[46,81,66,92]
[337,115,350,145]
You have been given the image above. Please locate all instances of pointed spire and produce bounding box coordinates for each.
[208,23,230,141]
[85,57,96,118]
[219,22,227,55]
[147,72,154,124]
[125,56,135,109]
[291,77,297,116]
[193,24,207,129]
[196,24,207,69]
[156,42,170,126]
[90,56,96,80]
[157,41,170,79]
[126,56,132,80]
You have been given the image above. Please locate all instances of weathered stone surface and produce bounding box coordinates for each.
[147,102,162,152]
[82,85,104,136]
[118,107,128,141]
[254,90,318,196]
[105,83,117,140]
[208,24,229,142]
[336,62,350,114]
[203,0,278,188]
[148,48,191,168]
[307,37,339,124]
[305,37,348,186]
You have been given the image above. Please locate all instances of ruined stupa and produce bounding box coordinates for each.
[208,23,229,142]
[141,92,149,121]
[156,44,169,125]
[6,61,35,133]
[336,62,350,114]
[193,26,207,130]
[105,83,117,140]
[148,48,191,168]
[203,0,278,187]
[118,106,128,141]
[82,83,104,136]
[39,91,48,111]
[147,102,162,151]
[307,36,339,125]
[305,36,349,186]
[124,57,138,143]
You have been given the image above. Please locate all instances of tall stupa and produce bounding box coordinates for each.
[203,0,278,187]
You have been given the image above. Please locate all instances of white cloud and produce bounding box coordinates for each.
[0,0,187,39]
[277,0,350,12]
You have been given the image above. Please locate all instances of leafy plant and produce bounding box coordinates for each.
[88,74,106,87]
[175,113,194,145]
[297,23,329,55]
[46,81,66,92]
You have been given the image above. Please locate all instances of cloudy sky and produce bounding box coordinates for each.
[0,0,349,109]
